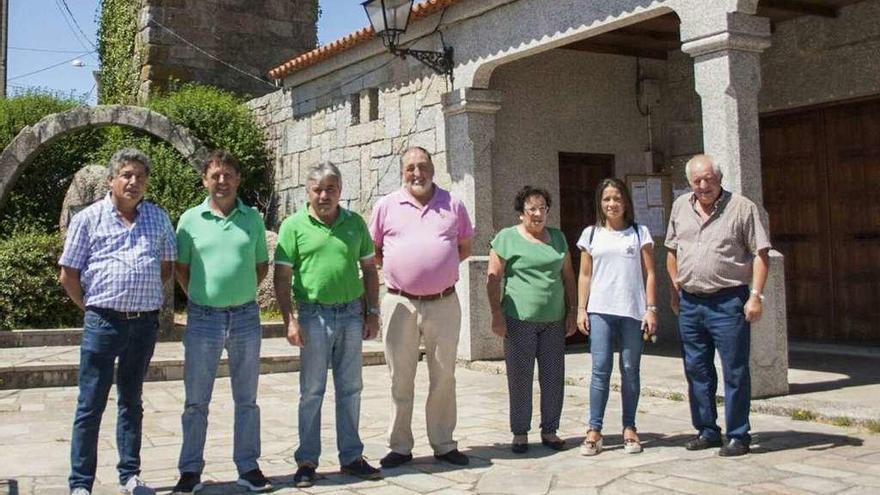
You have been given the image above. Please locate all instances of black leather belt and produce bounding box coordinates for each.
[387,286,455,301]
[87,306,159,320]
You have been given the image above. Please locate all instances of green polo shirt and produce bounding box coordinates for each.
[176,197,269,308]
[275,205,374,305]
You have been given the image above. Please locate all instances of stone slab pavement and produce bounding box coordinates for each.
[470,343,880,426]
[1,361,879,494]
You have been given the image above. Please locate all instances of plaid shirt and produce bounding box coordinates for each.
[59,195,177,311]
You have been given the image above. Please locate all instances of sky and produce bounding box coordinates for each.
[6,0,369,103]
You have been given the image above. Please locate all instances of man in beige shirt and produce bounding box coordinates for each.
[665,154,770,457]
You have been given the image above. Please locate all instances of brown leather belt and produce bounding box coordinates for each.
[387,286,455,301]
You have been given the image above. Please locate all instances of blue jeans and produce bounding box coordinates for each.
[295,299,364,467]
[678,286,751,444]
[178,301,262,475]
[69,309,159,490]
[588,313,643,432]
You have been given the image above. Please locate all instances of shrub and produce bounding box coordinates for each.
[0,230,81,330]
[0,93,104,237]
[148,84,273,214]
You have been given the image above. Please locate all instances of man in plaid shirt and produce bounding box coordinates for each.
[59,148,177,495]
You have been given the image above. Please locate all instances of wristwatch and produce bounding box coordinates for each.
[366,306,381,317]
[749,289,765,301]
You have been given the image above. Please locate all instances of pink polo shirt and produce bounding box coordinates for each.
[369,186,474,295]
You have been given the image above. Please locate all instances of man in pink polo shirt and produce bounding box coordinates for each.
[369,146,474,468]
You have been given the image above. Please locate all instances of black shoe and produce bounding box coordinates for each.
[541,434,567,451]
[685,435,723,451]
[719,438,750,457]
[172,472,203,494]
[380,451,413,468]
[341,457,383,480]
[511,442,529,454]
[236,469,271,492]
[434,449,469,466]
[293,465,316,488]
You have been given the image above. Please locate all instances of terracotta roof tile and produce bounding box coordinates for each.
[268,0,465,80]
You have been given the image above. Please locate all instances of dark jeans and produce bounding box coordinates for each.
[678,286,751,444]
[69,309,159,490]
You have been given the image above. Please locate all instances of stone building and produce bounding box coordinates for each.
[247,0,880,398]
[136,0,317,99]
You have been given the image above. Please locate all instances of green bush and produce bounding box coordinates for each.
[0,230,81,330]
[0,93,104,238]
[147,84,273,214]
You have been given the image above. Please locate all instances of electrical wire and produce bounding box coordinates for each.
[147,18,277,89]
[7,51,96,82]
[57,0,98,50]
[52,0,97,55]
[9,46,90,54]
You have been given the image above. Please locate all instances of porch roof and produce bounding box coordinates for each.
[266,0,864,80]
[267,0,466,80]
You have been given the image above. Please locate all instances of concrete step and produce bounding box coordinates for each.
[0,322,287,348]
[0,338,386,390]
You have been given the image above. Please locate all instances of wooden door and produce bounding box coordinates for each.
[761,98,880,342]
[823,100,880,341]
[558,152,614,344]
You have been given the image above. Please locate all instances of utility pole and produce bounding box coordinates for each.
[0,0,8,98]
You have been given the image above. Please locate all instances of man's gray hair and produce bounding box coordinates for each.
[399,146,434,168]
[108,148,152,178]
[306,162,342,185]
[685,154,723,181]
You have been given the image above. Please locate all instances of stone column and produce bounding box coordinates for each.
[682,13,789,398]
[442,87,504,361]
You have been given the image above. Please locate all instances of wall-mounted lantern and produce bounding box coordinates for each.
[362,0,454,79]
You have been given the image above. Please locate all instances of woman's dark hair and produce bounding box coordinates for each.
[514,185,552,213]
[594,178,635,227]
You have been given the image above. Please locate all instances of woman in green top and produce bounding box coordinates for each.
[487,185,577,454]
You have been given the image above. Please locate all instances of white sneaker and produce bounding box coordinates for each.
[120,475,156,495]
[71,488,91,495]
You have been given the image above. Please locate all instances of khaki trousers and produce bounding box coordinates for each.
[382,291,461,455]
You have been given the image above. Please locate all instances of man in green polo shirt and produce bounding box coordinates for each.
[273,163,381,487]
[172,150,271,494]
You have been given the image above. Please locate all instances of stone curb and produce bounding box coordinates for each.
[0,347,386,391]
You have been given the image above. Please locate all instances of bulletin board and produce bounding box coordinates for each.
[625,173,673,237]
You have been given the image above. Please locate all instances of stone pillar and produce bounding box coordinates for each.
[682,13,789,398]
[442,88,504,361]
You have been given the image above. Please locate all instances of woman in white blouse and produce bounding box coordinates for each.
[576,177,657,456]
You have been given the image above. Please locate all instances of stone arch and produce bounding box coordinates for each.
[0,105,209,211]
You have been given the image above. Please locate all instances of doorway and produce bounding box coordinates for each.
[761,97,880,343]
[558,152,615,344]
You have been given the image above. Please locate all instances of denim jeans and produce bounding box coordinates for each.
[69,309,159,490]
[678,286,751,444]
[295,299,364,467]
[178,301,261,475]
[587,313,643,432]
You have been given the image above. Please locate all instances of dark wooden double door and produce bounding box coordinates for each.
[761,98,880,343]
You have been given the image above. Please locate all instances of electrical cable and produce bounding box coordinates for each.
[147,18,276,89]
[52,0,97,56]
[7,51,96,81]
[9,46,90,54]
[57,0,98,50]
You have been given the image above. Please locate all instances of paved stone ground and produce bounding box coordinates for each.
[1,362,879,495]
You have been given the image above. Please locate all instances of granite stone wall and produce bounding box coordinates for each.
[247,70,450,226]
[137,0,317,100]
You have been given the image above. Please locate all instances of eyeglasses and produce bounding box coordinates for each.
[524,206,549,214]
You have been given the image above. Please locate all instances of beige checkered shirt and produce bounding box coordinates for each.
[664,191,771,294]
